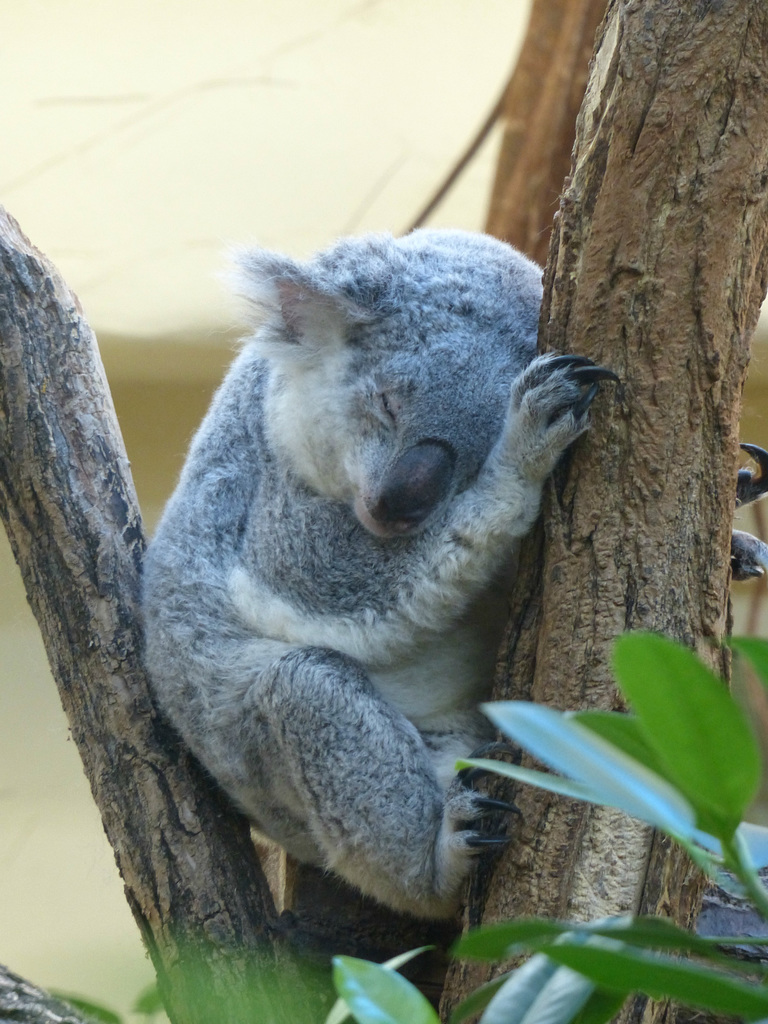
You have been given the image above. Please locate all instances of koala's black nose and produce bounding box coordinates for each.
[370,441,455,533]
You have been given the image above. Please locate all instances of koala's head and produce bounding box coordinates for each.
[231,230,542,538]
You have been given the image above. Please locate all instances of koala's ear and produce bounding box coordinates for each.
[228,247,370,357]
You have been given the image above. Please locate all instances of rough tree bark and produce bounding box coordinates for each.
[443,1,768,1021]
[0,209,333,1024]
[0,963,93,1024]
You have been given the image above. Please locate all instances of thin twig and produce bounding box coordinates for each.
[403,80,510,234]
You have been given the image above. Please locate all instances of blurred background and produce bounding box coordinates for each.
[2,2,767,1020]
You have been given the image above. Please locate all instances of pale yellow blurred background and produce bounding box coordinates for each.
[2,2,768,1021]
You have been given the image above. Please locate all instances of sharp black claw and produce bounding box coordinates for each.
[737,443,768,507]
[459,742,517,789]
[458,766,493,788]
[741,442,768,465]
[546,354,595,370]
[473,796,521,816]
[468,740,517,760]
[572,382,600,420]
[465,834,511,849]
[571,365,621,385]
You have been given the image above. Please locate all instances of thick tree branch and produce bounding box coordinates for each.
[0,209,330,1024]
[0,963,94,1024]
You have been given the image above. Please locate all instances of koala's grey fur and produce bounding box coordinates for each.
[142,229,608,918]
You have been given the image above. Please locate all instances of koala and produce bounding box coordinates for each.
[140,228,618,917]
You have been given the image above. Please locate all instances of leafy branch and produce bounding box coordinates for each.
[328,633,768,1024]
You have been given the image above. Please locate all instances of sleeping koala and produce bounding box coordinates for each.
[140,229,618,917]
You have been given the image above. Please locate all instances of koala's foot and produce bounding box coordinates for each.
[234,648,526,918]
[427,768,518,914]
[732,444,768,581]
[452,741,520,849]
[508,353,618,482]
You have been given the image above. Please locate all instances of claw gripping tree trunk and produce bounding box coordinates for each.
[442,1,768,1022]
[2,2,768,1024]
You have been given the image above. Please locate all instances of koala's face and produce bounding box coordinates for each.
[233,230,542,539]
[343,341,521,538]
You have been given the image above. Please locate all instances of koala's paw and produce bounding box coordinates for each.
[435,745,520,896]
[508,354,618,481]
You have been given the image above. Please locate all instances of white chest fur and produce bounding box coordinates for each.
[228,564,509,727]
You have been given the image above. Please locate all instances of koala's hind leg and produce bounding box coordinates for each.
[240,646,501,917]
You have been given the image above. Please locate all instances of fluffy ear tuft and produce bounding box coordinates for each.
[227,246,303,323]
[227,246,370,359]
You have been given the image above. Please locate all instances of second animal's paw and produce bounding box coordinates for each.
[732,530,768,581]
[507,354,618,481]
[732,444,768,581]
[737,443,768,509]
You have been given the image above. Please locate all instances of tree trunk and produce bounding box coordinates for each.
[0,210,333,1024]
[444,1,768,1020]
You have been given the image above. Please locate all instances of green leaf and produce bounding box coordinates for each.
[591,916,750,959]
[474,954,559,1024]
[132,983,164,1015]
[455,914,768,975]
[612,632,762,836]
[325,996,353,1024]
[738,822,768,870]
[571,712,671,783]
[449,975,510,1024]
[586,916,768,974]
[726,828,768,921]
[571,989,627,1024]
[325,948,433,1024]
[543,941,768,1018]
[481,702,697,839]
[480,962,594,1024]
[731,636,768,690]
[454,918,576,960]
[332,956,439,1024]
[455,758,609,808]
[381,947,434,972]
